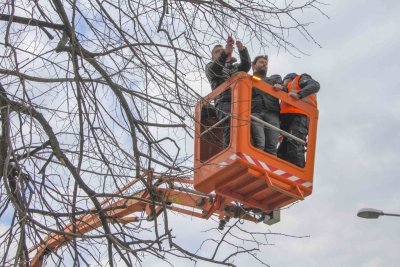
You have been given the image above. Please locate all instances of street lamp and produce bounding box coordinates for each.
[357,208,400,219]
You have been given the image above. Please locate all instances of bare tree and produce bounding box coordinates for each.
[0,1,326,266]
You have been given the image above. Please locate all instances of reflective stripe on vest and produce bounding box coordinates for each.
[280,75,317,116]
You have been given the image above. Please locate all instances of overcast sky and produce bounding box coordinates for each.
[147,1,400,266]
[2,1,399,266]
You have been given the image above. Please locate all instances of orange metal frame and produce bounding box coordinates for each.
[28,173,256,267]
[193,72,318,211]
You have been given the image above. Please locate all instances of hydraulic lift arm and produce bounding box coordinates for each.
[28,174,259,267]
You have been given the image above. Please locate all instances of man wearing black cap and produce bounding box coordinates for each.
[276,73,320,167]
[251,55,283,155]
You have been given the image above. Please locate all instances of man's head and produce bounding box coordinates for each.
[211,45,224,60]
[252,55,269,76]
[283,73,297,86]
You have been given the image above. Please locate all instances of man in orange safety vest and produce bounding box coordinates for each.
[275,73,320,168]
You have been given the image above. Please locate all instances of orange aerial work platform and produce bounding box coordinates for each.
[27,72,318,267]
[194,72,318,212]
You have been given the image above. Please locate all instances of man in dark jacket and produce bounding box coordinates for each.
[276,73,320,167]
[205,40,251,148]
[251,55,283,155]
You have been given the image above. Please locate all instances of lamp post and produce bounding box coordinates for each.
[357,208,400,219]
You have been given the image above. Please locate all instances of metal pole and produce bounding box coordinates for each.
[250,115,307,146]
[383,213,400,217]
[173,185,214,198]
[200,115,231,138]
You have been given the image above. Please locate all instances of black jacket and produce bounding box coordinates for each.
[205,47,251,102]
[252,74,282,113]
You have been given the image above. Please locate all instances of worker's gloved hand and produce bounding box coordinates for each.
[226,36,235,46]
[288,91,300,100]
[236,40,245,51]
[225,36,236,63]
[273,84,283,91]
[231,71,247,78]
[225,43,234,56]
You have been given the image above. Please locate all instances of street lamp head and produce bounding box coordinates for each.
[357,208,384,219]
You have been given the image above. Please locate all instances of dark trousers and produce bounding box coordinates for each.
[251,111,280,155]
[216,101,231,149]
[277,113,309,168]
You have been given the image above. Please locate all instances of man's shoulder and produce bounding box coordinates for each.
[299,73,313,81]
[205,61,214,69]
[262,76,274,85]
[205,61,221,74]
[269,74,283,84]
[298,73,320,91]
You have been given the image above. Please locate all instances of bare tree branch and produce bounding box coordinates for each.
[0,0,326,265]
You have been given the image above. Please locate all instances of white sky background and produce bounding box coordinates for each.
[143,1,400,267]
